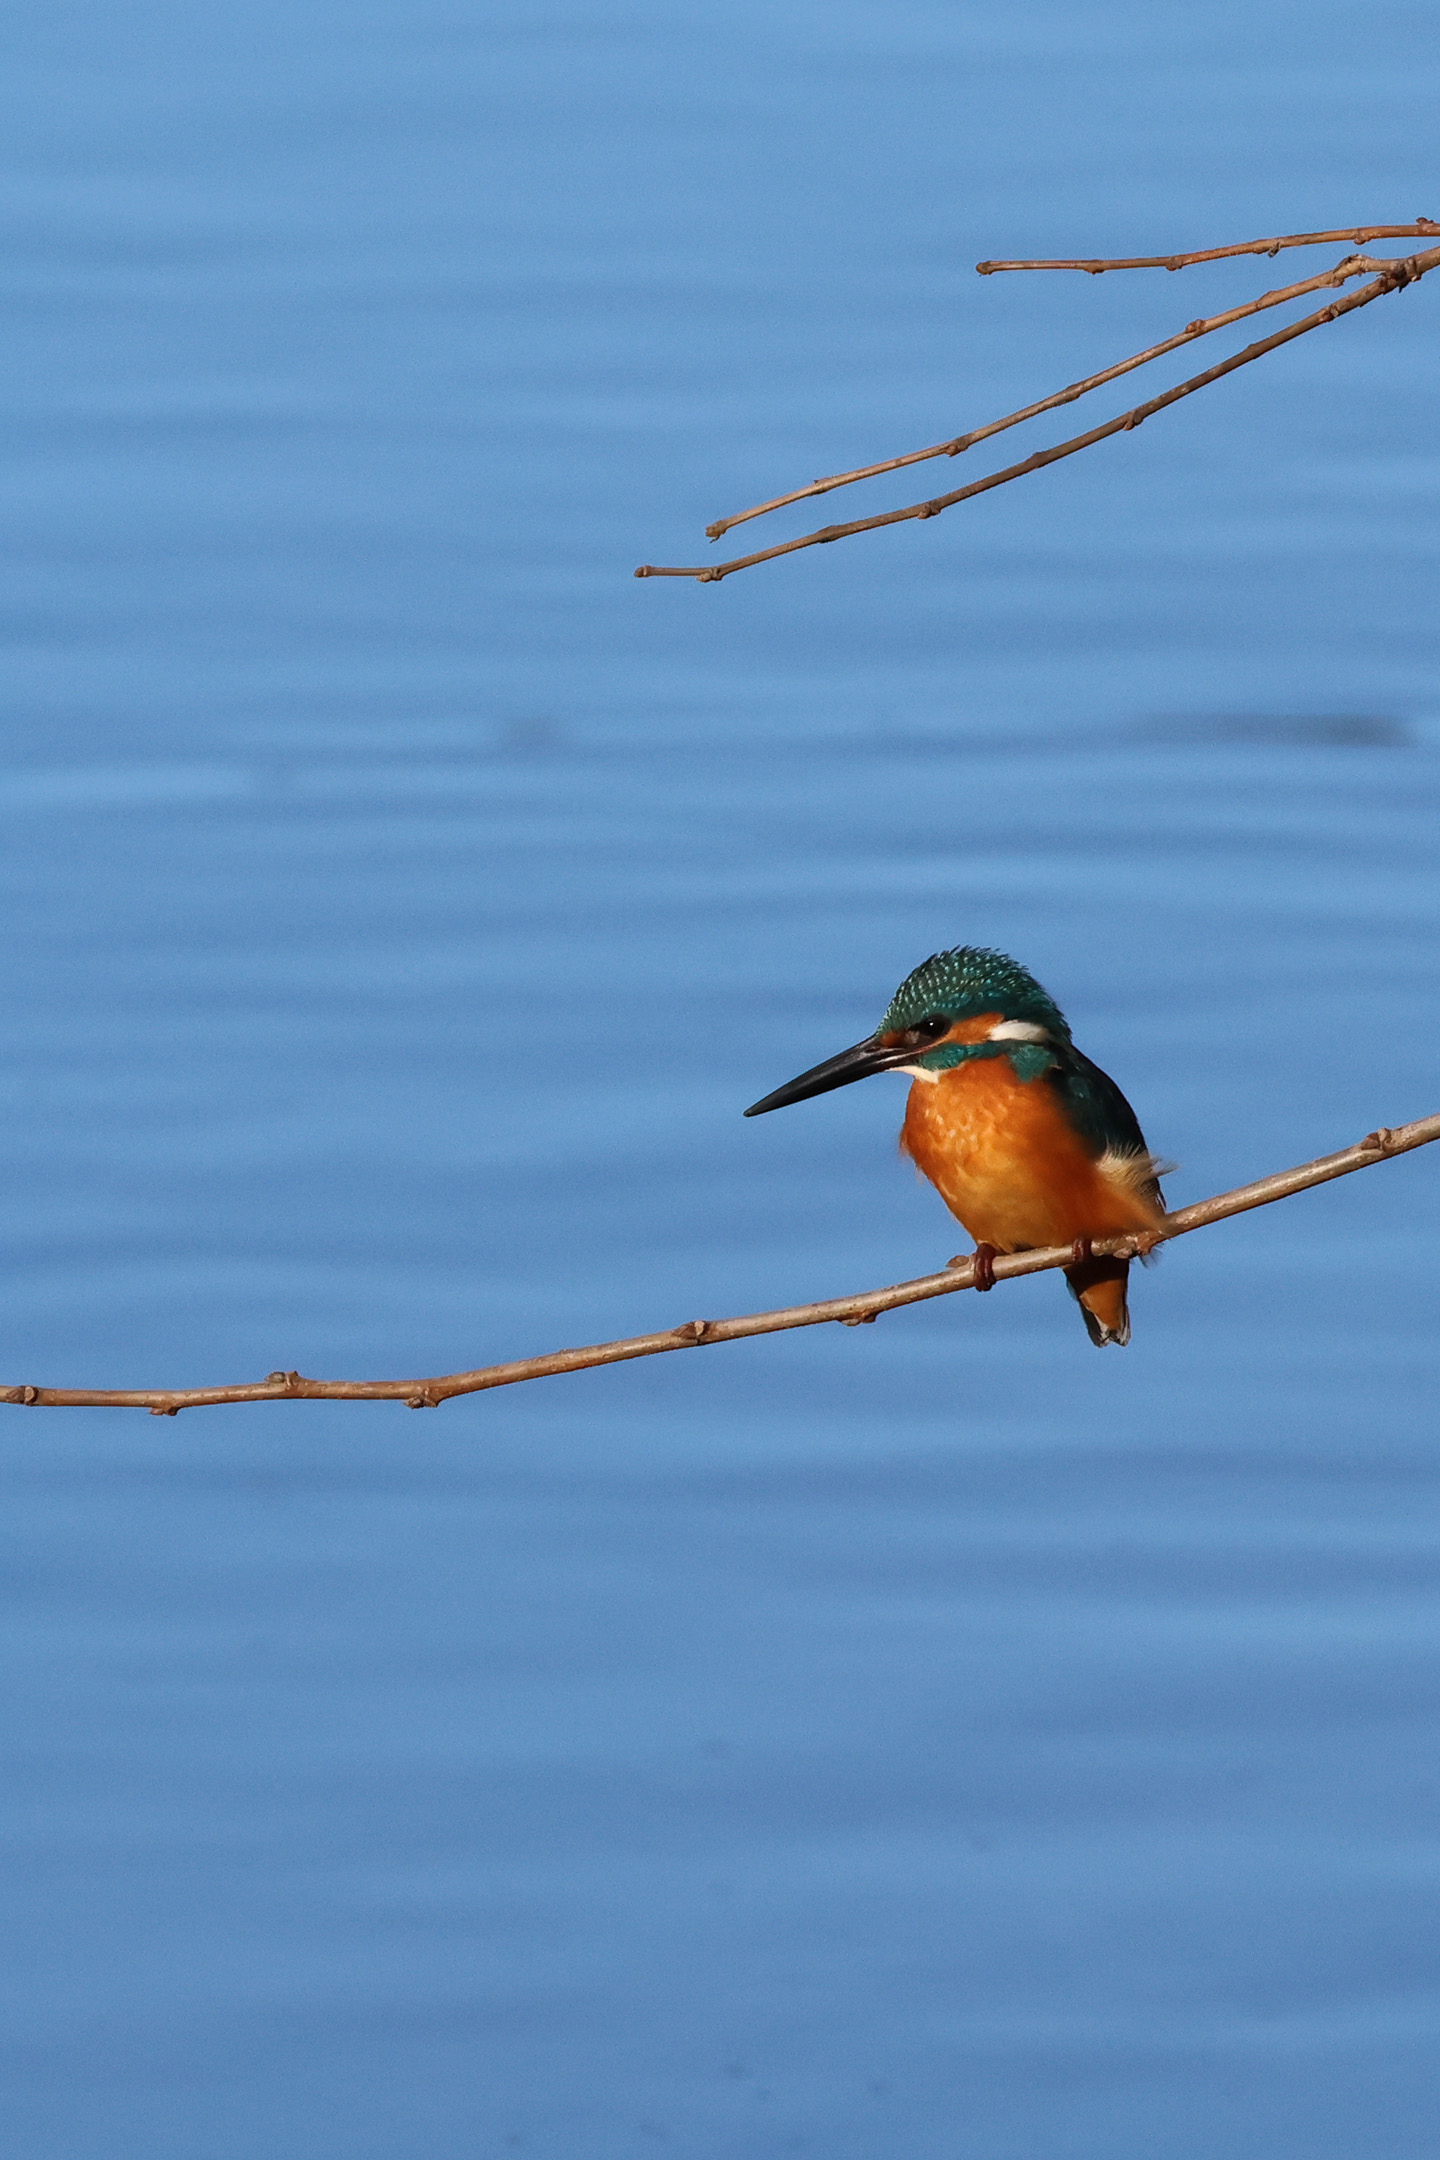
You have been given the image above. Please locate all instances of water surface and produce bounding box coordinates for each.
[1,3,1438,2154]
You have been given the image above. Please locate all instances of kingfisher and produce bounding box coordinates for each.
[744,947,1167,1346]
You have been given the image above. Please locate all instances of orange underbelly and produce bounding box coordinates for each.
[900,1058,1158,1252]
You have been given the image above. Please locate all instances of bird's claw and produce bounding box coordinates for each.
[971,1243,997,1293]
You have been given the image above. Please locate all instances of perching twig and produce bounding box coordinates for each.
[6,1113,1437,1416]
[634,226,1440,583]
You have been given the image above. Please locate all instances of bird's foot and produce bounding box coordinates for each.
[971,1243,997,1294]
[1071,1236,1092,1266]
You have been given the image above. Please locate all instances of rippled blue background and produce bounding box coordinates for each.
[2,3,1438,2153]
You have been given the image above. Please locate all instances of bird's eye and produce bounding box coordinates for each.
[900,1014,950,1047]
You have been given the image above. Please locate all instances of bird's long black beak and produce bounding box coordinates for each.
[743,1034,914,1117]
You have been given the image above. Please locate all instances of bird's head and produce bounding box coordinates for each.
[743,947,1069,1116]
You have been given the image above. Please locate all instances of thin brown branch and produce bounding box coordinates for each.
[704,253,1383,542]
[976,219,1439,275]
[6,1113,1437,1417]
[634,248,1438,583]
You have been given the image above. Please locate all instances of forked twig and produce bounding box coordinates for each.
[698,256,1398,542]
[7,1113,1436,1415]
[634,224,1439,583]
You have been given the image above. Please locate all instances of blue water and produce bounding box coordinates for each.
[2,3,1439,2153]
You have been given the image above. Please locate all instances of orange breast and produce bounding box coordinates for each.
[899,1056,1160,1252]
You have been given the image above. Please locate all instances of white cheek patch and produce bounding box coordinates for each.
[895,1063,943,1083]
[986,1020,1051,1043]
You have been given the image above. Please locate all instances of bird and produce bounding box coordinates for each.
[744,946,1166,1346]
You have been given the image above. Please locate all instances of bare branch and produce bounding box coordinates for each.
[704,253,1386,542]
[976,219,1439,275]
[634,248,1438,583]
[7,1113,1437,1417]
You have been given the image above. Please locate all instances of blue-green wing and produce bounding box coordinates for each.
[1049,1046,1154,1170]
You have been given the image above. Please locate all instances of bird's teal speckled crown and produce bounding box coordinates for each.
[878,947,1070,1039]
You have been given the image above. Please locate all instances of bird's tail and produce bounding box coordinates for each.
[1065,1256,1131,1347]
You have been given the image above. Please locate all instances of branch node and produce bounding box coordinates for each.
[406,1390,440,1409]
[679,1319,710,1342]
[840,1309,878,1325]
[1359,1127,1396,1155]
[20,1386,38,1405]
[265,1369,301,1389]
[149,1403,180,1417]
